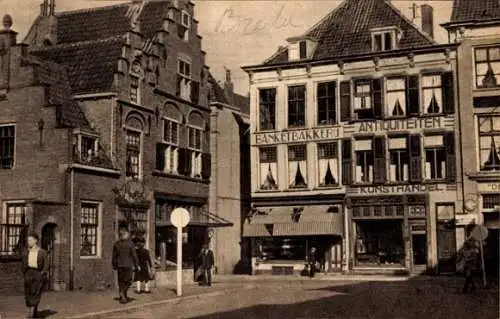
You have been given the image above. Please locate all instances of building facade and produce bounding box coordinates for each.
[0,0,230,292]
[243,0,461,275]
[442,0,500,280]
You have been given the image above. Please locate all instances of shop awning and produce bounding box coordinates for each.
[156,211,233,228]
[242,205,343,237]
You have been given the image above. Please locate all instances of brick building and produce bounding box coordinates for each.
[442,0,500,279]
[0,0,229,292]
[242,0,461,275]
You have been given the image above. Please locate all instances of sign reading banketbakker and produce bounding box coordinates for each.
[254,126,341,145]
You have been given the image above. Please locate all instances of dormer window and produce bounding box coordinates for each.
[287,37,317,61]
[74,131,99,164]
[371,27,398,52]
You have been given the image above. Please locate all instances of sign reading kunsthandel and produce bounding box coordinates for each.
[253,117,447,146]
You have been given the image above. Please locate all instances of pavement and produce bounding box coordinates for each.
[0,275,498,319]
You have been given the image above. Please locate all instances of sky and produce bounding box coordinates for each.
[0,0,454,95]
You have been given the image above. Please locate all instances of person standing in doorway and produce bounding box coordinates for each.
[458,240,479,293]
[112,228,139,304]
[22,232,49,319]
[197,244,214,286]
[133,236,153,294]
[308,247,317,278]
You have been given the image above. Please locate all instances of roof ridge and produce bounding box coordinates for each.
[55,2,131,16]
[30,35,125,52]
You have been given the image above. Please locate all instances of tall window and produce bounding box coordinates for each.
[422,74,442,114]
[353,80,373,120]
[287,85,306,128]
[288,145,307,188]
[80,203,100,257]
[478,115,500,171]
[389,137,409,182]
[130,76,139,104]
[475,46,500,88]
[318,142,338,187]
[179,10,191,41]
[259,88,276,130]
[386,78,406,117]
[0,125,15,169]
[259,147,278,190]
[126,130,142,179]
[354,139,373,183]
[188,126,203,178]
[317,82,336,125]
[424,135,446,180]
[0,203,27,255]
[177,59,192,101]
[162,118,179,173]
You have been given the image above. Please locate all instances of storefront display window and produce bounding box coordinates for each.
[355,220,404,266]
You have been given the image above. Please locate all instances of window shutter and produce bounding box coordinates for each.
[442,71,455,114]
[372,78,383,119]
[409,134,421,183]
[406,75,420,116]
[444,132,456,182]
[201,153,211,179]
[341,139,352,185]
[177,148,187,175]
[373,136,386,184]
[156,143,166,171]
[340,81,351,122]
[191,81,200,105]
[185,149,193,176]
[176,74,182,96]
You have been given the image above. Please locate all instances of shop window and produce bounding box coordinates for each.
[475,46,500,89]
[389,137,409,182]
[80,202,101,258]
[126,129,142,179]
[259,147,278,190]
[317,142,338,187]
[0,203,27,256]
[355,220,404,266]
[317,82,337,125]
[287,85,306,128]
[288,145,307,188]
[354,139,373,183]
[422,74,442,115]
[0,125,15,169]
[424,135,446,180]
[385,78,406,117]
[482,194,500,211]
[155,226,206,269]
[478,115,500,171]
[259,88,276,131]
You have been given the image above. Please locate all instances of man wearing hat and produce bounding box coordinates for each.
[112,227,139,304]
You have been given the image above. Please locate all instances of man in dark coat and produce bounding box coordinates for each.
[197,244,214,286]
[112,228,139,304]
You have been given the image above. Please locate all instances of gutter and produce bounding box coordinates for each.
[441,18,500,29]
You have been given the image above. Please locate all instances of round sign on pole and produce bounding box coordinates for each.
[171,208,190,228]
[470,225,489,241]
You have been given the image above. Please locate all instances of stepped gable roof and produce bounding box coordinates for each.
[31,36,125,95]
[264,0,435,65]
[449,0,500,24]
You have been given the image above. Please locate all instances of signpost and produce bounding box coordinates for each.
[470,224,489,287]
[170,208,191,297]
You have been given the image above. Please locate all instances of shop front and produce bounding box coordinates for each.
[480,190,500,280]
[242,205,344,275]
[347,194,429,273]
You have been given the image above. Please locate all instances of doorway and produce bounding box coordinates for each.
[411,234,427,266]
[437,222,456,274]
[41,223,57,291]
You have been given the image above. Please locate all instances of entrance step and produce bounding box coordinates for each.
[350,267,410,276]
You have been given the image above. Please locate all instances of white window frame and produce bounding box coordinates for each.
[388,137,409,182]
[287,144,308,188]
[258,146,279,190]
[385,77,407,118]
[177,58,192,101]
[371,28,397,52]
[423,135,446,181]
[286,84,307,128]
[187,124,203,178]
[473,45,500,89]
[180,10,191,41]
[162,117,180,174]
[74,130,99,164]
[79,201,102,259]
[353,80,372,111]
[125,127,144,180]
[1,200,27,256]
[354,139,374,183]
[0,123,16,169]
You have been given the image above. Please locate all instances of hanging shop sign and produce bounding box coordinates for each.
[254,126,342,145]
[350,184,444,195]
[356,117,442,133]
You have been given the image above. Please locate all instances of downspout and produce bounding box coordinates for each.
[69,168,75,290]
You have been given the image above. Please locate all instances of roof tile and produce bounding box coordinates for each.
[450,0,500,23]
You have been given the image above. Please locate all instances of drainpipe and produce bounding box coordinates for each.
[69,168,75,290]
[209,105,219,263]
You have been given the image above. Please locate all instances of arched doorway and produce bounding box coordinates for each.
[41,223,57,291]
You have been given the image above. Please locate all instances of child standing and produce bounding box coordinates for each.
[134,236,153,293]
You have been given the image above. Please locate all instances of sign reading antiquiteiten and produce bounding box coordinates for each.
[254,126,341,145]
[356,117,442,133]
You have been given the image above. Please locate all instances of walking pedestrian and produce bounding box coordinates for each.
[112,228,139,304]
[308,247,317,278]
[22,232,49,319]
[458,240,479,293]
[197,244,214,286]
[133,236,153,294]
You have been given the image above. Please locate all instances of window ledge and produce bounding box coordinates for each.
[466,171,500,182]
[284,187,309,192]
[255,189,281,193]
[68,163,121,176]
[313,186,342,190]
[152,170,209,184]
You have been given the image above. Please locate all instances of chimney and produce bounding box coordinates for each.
[40,0,48,17]
[49,0,56,16]
[420,4,434,39]
[224,67,234,105]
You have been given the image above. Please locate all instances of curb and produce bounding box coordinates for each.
[66,290,226,319]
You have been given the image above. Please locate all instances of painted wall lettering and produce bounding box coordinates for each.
[254,126,341,145]
[353,184,444,194]
[357,117,442,133]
